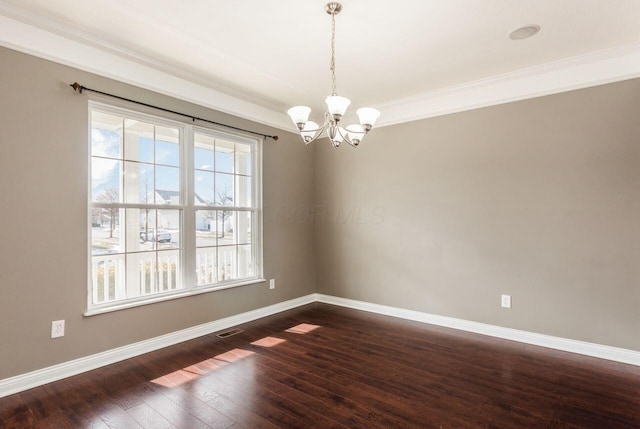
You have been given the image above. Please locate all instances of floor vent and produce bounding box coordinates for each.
[216,328,244,338]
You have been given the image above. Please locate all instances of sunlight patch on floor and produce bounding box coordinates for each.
[214,348,255,363]
[251,336,287,347]
[285,323,321,334]
[151,369,201,388]
[151,348,255,387]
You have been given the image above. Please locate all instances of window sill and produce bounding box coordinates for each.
[84,278,267,317]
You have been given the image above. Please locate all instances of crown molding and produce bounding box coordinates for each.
[1,2,639,131]
[0,2,295,132]
[375,41,640,127]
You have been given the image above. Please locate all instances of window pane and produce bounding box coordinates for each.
[91,208,124,255]
[92,158,121,203]
[128,208,156,253]
[156,126,180,167]
[235,142,252,176]
[196,210,218,247]
[218,246,237,281]
[196,247,217,286]
[156,166,180,205]
[218,211,236,246]
[157,250,181,292]
[157,209,180,250]
[215,139,234,173]
[238,244,254,278]
[91,112,122,159]
[127,252,156,297]
[91,254,125,304]
[236,175,251,207]
[237,211,252,245]
[215,173,234,206]
[195,149,214,171]
[124,161,154,204]
[194,170,214,205]
[194,133,214,170]
[124,120,154,163]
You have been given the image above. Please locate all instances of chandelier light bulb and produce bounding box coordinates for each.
[325,96,351,121]
[346,124,364,146]
[356,107,381,131]
[332,131,343,148]
[301,121,319,143]
[287,106,312,130]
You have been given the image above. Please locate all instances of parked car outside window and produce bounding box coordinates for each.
[140,229,172,243]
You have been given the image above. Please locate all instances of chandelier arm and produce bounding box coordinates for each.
[335,125,356,147]
[338,125,368,147]
[302,121,329,145]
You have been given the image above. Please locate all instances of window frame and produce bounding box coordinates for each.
[86,100,264,316]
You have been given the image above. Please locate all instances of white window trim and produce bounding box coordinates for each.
[86,100,264,316]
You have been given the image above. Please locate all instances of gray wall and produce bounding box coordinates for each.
[2,44,639,381]
[0,46,316,379]
[315,78,640,351]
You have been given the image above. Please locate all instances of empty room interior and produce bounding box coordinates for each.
[1,1,639,428]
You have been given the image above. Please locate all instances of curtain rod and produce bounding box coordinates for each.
[69,82,279,141]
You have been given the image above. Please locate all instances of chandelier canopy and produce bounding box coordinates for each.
[287,2,381,148]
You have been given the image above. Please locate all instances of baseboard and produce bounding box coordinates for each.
[0,294,316,398]
[316,294,640,366]
[3,292,638,398]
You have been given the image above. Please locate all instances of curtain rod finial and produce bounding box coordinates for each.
[70,82,83,93]
[272,135,279,141]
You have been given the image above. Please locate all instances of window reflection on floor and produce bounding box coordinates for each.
[285,323,321,334]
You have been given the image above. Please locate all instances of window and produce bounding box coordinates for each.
[194,131,257,285]
[89,103,262,313]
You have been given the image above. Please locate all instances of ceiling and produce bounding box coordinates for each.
[1,0,640,131]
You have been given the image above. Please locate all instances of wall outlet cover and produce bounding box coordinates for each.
[51,320,65,338]
[501,295,512,309]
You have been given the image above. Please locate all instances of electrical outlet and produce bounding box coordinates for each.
[51,320,65,338]
[501,294,512,309]
[269,279,275,290]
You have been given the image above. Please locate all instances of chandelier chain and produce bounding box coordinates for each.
[330,10,337,96]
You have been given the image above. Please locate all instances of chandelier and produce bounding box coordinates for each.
[287,2,381,148]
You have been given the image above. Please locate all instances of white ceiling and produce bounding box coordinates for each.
[1,0,640,131]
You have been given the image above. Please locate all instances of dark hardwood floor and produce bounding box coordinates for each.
[2,303,640,428]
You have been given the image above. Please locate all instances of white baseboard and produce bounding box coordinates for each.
[0,294,316,398]
[316,294,640,367]
[3,292,638,398]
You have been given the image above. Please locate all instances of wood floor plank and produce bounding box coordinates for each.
[31,411,75,429]
[1,303,640,428]
[126,403,178,429]
[146,383,235,429]
[95,405,145,429]
[60,401,110,429]
[0,393,34,429]
[203,391,282,429]
[18,387,60,421]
